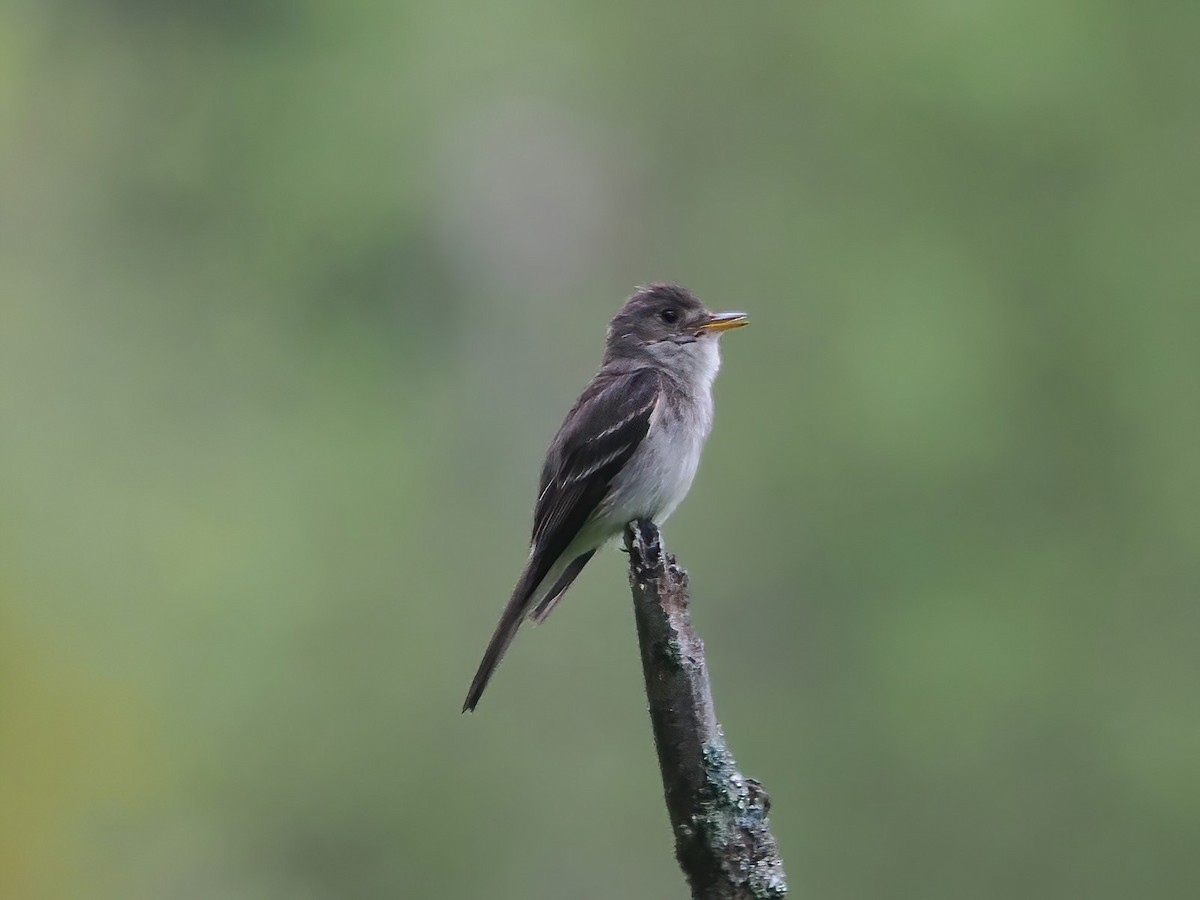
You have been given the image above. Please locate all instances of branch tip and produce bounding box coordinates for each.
[626,522,787,899]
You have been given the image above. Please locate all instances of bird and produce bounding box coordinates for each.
[463,284,747,711]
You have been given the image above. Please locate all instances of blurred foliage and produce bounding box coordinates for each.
[2,1,1198,898]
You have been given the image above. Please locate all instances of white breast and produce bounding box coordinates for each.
[603,339,720,525]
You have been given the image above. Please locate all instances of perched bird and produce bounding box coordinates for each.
[463,284,747,711]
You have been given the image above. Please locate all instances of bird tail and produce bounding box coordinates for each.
[528,550,595,624]
[462,554,549,712]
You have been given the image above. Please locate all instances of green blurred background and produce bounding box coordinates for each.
[2,2,1197,898]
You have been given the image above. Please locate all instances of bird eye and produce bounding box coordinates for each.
[659,308,679,324]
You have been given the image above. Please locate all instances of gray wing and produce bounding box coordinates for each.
[530,367,660,567]
[462,367,659,712]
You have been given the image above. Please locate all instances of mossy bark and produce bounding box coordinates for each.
[626,520,788,899]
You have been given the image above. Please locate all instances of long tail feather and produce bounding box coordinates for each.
[463,554,550,712]
[528,550,595,624]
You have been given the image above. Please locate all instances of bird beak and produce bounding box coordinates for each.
[696,311,749,334]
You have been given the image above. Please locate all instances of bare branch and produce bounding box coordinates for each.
[625,520,788,899]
